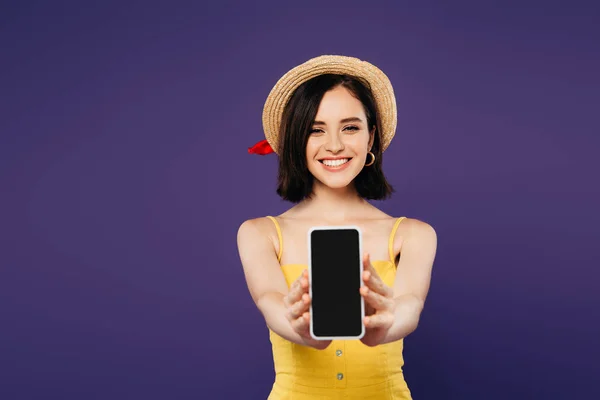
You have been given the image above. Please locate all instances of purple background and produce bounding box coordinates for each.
[1,1,598,399]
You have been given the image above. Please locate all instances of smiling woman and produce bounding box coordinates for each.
[275,74,393,203]
[238,55,437,400]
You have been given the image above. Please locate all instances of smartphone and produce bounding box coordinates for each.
[308,226,365,340]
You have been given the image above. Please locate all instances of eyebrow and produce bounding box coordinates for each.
[313,117,364,125]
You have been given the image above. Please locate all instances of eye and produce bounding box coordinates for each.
[310,128,324,134]
[344,125,359,132]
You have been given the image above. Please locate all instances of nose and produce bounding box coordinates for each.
[324,132,344,153]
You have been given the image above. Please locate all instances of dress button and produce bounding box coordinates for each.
[337,373,344,380]
[336,349,343,356]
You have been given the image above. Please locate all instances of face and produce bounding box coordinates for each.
[306,85,374,190]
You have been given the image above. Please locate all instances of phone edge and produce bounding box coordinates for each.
[308,225,366,341]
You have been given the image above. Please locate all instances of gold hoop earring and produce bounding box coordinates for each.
[365,151,375,167]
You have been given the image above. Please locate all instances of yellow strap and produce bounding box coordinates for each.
[388,217,406,263]
[266,216,283,262]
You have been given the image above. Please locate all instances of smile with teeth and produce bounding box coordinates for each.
[320,158,351,167]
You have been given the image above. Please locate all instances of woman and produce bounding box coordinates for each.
[237,55,437,399]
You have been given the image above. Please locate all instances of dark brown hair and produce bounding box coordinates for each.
[276,74,394,203]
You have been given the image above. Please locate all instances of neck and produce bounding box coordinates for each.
[298,180,369,221]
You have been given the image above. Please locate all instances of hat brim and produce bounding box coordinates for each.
[262,55,397,155]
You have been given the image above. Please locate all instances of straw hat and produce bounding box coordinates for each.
[249,55,397,155]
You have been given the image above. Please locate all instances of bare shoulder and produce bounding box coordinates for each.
[237,216,275,237]
[403,217,437,250]
[392,217,437,256]
[237,216,289,302]
[237,216,278,248]
[400,216,436,237]
[391,217,438,302]
[401,217,436,236]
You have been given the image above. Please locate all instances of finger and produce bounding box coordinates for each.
[286,293,311,321]
[362,252,374,272]
[364,276,393,298]
[362,253,378,285]
[283,283,298,307]
[295,276,309,299]
[362,258,393,298]
[284,271,309,306]
[291,311,310,334]
[364,312,394,329]
[300,270,309,291]
[360,286,395,311]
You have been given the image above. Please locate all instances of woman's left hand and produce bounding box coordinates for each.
[359,252,396,347]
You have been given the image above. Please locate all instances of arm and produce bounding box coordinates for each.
[381,219,437,344]
[237,218,329,349]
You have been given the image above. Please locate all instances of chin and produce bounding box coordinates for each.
[311,171,358,189]
[319,179,353,189]
[308,159,362,189]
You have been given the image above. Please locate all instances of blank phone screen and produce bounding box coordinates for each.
[310,228,363,338]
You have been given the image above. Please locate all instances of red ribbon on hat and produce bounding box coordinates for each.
[248,139,274,155]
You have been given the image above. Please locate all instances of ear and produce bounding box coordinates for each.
[368,126,376,151]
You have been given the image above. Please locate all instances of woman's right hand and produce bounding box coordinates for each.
[283,269,331,350]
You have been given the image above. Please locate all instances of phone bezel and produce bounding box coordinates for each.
[307,225,366,341]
